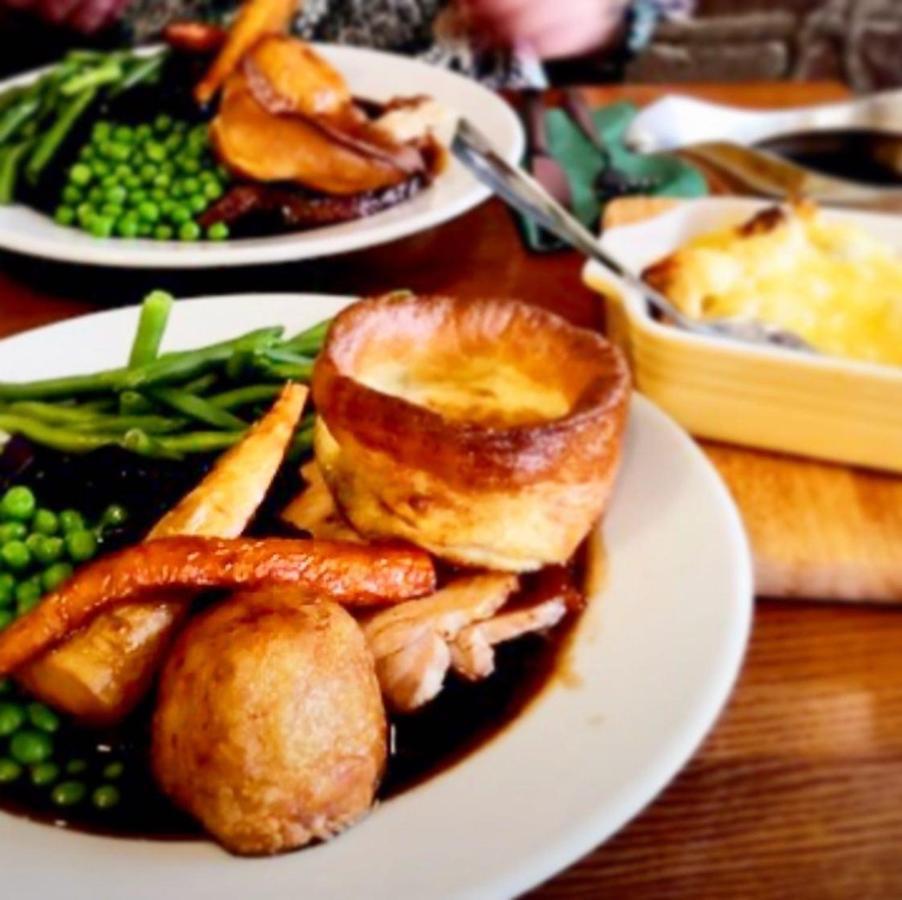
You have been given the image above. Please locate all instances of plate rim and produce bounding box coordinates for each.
[0,47,524,268]
[0,293,754,899]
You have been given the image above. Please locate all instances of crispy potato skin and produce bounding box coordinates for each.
[153,595,386,855]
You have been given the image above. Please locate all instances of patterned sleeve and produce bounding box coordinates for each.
[627,0,695,54]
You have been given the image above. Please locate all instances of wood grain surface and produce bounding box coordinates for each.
[0,81,900,898]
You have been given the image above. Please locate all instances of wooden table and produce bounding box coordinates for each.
[1,82,901,898]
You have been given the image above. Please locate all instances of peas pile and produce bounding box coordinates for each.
[0,678,124,811]
[0,485,126,627]
[54,114,231,241]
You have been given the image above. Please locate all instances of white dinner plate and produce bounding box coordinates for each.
[0,294,753,898]
[0,47,524,268]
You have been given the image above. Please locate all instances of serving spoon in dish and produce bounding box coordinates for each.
[452,118,811,352]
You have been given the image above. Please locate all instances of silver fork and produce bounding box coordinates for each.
[452,118,811,352]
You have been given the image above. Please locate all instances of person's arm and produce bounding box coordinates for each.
[464,0,694,60]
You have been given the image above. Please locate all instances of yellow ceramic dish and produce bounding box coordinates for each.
[583,198,902,473]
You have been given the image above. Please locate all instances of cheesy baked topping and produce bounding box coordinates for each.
[360,358,570,428]
[644,203,902,367]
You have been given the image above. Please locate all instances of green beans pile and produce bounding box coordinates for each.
[0,678,124,811]
[0,290,327,460]
[56,115,231,241]
[0,49,166,205]
[0,484,126,627]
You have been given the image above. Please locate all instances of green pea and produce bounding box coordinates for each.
[0,522,26,543]
[102,761,124,780]
[139,163,157,182]
[9,730,53,765]
[51,780,86,807]
[203,181,223,202]
[137,201,159,223]
[54,206,75,227]
[0,611,13,630]
[65,530,97,563]
[178,221,201,241]
[1,486,36,522]
[207,222,229,241]
[92,784,120,809]
[135,123,152,141]
[76,204,94,228]
[136,221,154,238]
[180,177,199,195]
[170,206,191,225]
[92,160,110,178]
[61,185,81,205]
[27,702,59,734]
[152,172,171,190]
[89,217,114,239]
[0,702,25,736]
[42,562,73,593]
[100,505,127,530]
[113,125,133,143]
[59,510,85,534]
[16,579,42,614]
[113,164,131,179]
[100,203,123,220]
[154,224,174,241]
[188,195,208,215]
[91,121,111,142]
[69,163,92,186]
[25,533,45,557]
[65,759,87,775]
[124,174,141,190]
[146,142,166,163]
[32,509,59,536]
[0,759,22,783]
[1,540,31,572]
[116,217,140,239]
[164,134,183,153]
[105,185,127,205]
[33,535,63,565]
[153,114,172,133]
[30,761,60,786]
[180,158,201,175]
[100,173,118,189]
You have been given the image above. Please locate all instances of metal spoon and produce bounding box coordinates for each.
[452,117,811,352]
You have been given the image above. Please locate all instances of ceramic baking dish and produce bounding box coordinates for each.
[582,197,902,473]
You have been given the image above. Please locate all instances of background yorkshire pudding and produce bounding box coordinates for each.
[312,295,631,571]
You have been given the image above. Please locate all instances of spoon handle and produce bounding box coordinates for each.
[452,117,696,330]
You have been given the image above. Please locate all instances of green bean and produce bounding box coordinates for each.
[118,391,154,415]
[0,141,31,204]
[120,326,284,390]
[282,319,331,356]
[64,50,108,65]
[0,327,282,400]
[112,53,165,95]
[59,64,121,97]
[0,95,41,146]
[0,86,26,120]
[123,428,242,459]
[208,384,281,410]
[0,414,120,453]
[128,290,173,367]
[68,414,186,434]
[148,387,246,430]
[181,373,218,395]
[286,417,315,462]
[26,88,97,185]
[255,360,315,382]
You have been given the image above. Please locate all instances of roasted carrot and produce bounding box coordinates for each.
[0,536,436,675]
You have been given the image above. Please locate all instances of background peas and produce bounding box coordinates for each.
[33,535,64,565]
[10,730,53,765]
[54,116,230,242]
[0,522,26,542]
[59,510,85,534]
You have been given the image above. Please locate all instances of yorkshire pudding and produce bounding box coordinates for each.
[312,295,631,571]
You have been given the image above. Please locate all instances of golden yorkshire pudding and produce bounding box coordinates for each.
[312,295,631,571]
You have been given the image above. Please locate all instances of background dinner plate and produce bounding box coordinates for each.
[0,294,753,898]
[0,47,524,268]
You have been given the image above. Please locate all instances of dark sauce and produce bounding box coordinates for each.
[0,439,585,840]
